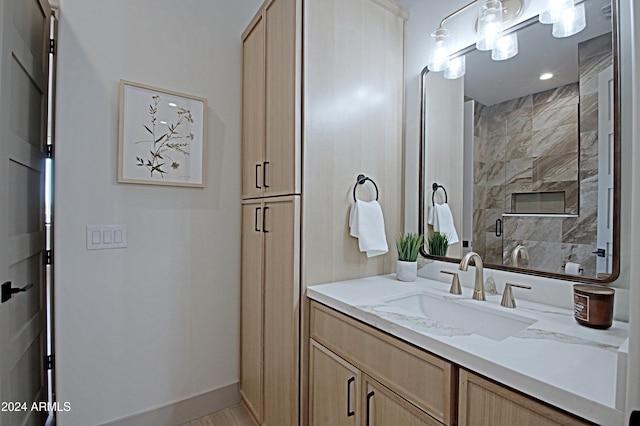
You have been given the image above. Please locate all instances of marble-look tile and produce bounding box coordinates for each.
[533,153,579,183]
[579,52,613,96]
[532,83,579,115]
[492,95,532,120]
[505,158,532,187]
[487,114,507,138]
[514,240,564,273]
[532,104,578,132]
[473,135,486,163]
[562,207,598,244]
[502,216,563,243]
[485,185,506,209]
[484,209,504,233]
[579,93,598,132]
[579,174,599,211]
[507,112,532,135]
[473,160,486,185]
[505,131,533,160]
[561,243,598,279]
[530,123,578,158]
[484,232,503,265]
[485,161,506,187]
[526,181,578,214]
[578,33,612,62]
[579,130,599,173]
[485,135,506,161]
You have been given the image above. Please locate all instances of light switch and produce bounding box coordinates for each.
[87,225,127,250]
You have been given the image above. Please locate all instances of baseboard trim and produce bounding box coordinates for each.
[100,382,240,426]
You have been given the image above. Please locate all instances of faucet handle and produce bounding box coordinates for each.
[440,270,462,295]
[500,282,532,308]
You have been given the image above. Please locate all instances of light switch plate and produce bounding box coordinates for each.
[86,225,128,250]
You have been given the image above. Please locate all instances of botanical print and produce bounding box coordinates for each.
[135,94,194,178]
[118,81,206,187]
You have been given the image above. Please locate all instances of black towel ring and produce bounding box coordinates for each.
[353,174,379,202]
[432,183,448,206]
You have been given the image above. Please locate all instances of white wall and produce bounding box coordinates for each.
[53,1,261,424]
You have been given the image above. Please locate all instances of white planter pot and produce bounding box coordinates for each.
[396,260,417,282]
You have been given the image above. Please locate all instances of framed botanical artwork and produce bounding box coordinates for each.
[118,80,207,187]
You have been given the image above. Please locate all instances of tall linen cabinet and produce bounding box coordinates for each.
[240,0,407,424]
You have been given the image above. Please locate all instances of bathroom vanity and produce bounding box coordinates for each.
[307,274,628,425]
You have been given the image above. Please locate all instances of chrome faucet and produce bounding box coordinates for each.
[459,251,485,301]
[510,244,529,267]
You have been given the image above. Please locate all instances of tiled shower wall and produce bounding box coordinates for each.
[471,33,612,278]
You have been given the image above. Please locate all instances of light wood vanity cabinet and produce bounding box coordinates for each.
[458,370,591,426]
[310,301,595,426]
[310,302,456,425]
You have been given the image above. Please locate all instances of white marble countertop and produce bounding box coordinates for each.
[307,274,629,426]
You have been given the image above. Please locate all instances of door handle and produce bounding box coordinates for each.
[262,207,269,233]
[255,164,262,189]
[495,219,502,237]
[254,207,261,232]
[263,161,270,188]
[346,377,355,417]
[1,281,34,303]
[366,391,375,426]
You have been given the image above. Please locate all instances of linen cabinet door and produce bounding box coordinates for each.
[241,15,265,199]
[309,340,360,426]
[240,200,264,421]
[263,196,300,425]
[264,0,300,197]
[363,376,442,426]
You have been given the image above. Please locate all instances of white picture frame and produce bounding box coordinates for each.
[118,80,207,187]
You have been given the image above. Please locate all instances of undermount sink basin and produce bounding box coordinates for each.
[384,291,537,341]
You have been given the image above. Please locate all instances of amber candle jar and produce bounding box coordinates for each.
[573,284,615,329]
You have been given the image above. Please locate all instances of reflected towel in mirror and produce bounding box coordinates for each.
[428,203,459,244]
[349,200,388,257]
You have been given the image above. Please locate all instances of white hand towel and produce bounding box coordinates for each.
[349,200,388,258]
[427,203,459,244]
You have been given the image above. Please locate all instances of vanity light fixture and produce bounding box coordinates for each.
[539,0,587,38]
[539,72,554,80]
[445,55,466,79]
[428,0,524,77]
[491,32,518,60]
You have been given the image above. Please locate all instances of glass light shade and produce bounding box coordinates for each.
[552,3,586,38]
[539,0,574,24]
[444,55,466,79]
[428,28,450,72]
[476,0,504,51]
[492,32,518,60]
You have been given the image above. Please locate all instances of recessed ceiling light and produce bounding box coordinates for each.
[160,120,167,125]
[168,102,177,107]
[539,73,553,80]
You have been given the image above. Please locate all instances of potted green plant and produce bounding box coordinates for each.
[427,232,449,257]
[395,233,424,282]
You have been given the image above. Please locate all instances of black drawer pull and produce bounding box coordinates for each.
[347,377,355,417]
[366,391,374,426]
[254,207,261,232]
[255,164,261,189]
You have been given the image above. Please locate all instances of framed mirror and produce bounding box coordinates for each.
[419,0,620,283]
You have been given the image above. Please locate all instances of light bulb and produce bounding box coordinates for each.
[477,0,504,51]
[428,27,450,72]
[445,55,466,79]
[539,0,574,24]
[552,3,586,38]
[492,32,518,61]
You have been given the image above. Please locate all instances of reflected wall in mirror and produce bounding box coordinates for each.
[419,0,620,283]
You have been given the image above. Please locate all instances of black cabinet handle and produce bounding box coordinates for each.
[592,248,606,257]
[346,377,355,417]
[254,207,261,232]
[495,218,502,237]
[1,281,34,303]
[366,391,375,426]
[263,161,270,188]
[255,164,262,189]
[262,207,269,233]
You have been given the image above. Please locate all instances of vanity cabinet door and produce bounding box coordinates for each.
[363,376,442,426]
[309,340,360,426]
[458,370,590,426]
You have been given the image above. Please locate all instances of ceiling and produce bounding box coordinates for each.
[463,0,613,106]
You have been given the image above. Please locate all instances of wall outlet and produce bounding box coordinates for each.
[86,225,127,250]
